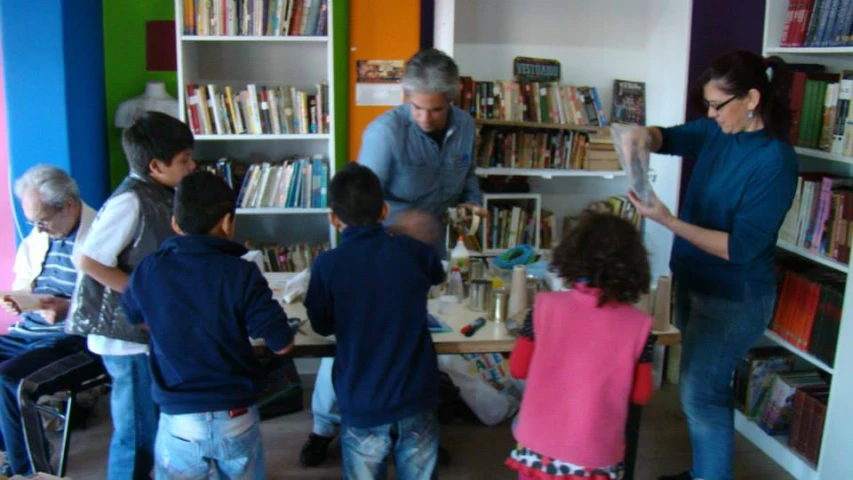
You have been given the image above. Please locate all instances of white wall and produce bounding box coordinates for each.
[447,0,692,281]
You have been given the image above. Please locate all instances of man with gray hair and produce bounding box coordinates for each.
[0,165,103,476]
[300,48,484,468]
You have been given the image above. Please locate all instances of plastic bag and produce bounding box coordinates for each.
[437,353,523,426]
[610,123,652,205]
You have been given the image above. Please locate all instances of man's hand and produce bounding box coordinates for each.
[1,296,22,316]
[37,297,70,324]
[458,203,488,218]
[388,210,442,245]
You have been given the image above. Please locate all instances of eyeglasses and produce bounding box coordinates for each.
[703,96,738,112]
[26,207,63,230]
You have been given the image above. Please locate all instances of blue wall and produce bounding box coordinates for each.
[0,0,109,242]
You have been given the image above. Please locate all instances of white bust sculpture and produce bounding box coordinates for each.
[114,82,180,128]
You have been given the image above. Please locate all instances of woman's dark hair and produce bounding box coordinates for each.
[552,212,650,306]
[689,51,793,139]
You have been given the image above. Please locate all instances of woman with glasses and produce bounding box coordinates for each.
[625,51,798,480]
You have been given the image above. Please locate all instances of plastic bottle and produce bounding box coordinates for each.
[450,235,471,279]
[448,266,465,301]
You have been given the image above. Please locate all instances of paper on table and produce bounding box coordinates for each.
[0,291,53,312]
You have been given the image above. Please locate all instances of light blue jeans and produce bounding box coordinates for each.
[341,411,439,480]
[311,357,340,436]
[102,354,158,480]
[676,284,775,480]
[154,406,264,480]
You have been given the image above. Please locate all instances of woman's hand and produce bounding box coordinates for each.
[628,189,674,228]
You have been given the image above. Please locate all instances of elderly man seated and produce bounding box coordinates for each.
[0,165,104,476]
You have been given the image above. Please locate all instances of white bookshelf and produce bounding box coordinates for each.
[445,0,690,282]
[777,240,849,273]
[760,2,853,478]
[174,1,337,248]
[181,35,329,43]
[763,330,835,375]
[475,167,625,179]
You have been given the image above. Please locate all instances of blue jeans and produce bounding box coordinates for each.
[311,357,340,436]
[341,411,439,480]
[102,354,158,480]
[155,407,264,480]
[675,284,774,480]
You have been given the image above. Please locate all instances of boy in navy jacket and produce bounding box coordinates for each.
[121,171,294,479]
[304,163,445,479]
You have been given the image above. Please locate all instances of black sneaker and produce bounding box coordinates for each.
[299,433,335,467]
[657,472,692,480]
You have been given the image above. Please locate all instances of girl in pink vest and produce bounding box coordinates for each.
[506,213,655,480]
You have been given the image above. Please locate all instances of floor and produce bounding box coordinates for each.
[53,385,793,480]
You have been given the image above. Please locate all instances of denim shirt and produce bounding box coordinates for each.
[358,103,482,224]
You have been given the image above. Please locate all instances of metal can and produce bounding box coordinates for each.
[470,258,486,280]
[469,279,492,312]
[490,288,510,324]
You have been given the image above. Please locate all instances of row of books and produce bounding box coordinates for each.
[236,156,329,209]
[475,129,619,171]
[772,253,844,367]
[183,0,328,37]
[484,203,538,251]
[780,0,853,47]
[561,195,643,239]
[789,67,853,154]
[198,158,244,190]
[779,173,853,264]
[733,346,830,467]
[185,83,329,136]
[246,242,329,273]
[457,78,609,127]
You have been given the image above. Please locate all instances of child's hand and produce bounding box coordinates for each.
[1,297,22,316]
[389,210,442,245]
[37,297,70,324]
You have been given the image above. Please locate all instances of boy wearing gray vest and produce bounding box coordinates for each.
[67,111,196,480]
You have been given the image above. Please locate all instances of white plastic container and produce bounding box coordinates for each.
[450,235,470,277]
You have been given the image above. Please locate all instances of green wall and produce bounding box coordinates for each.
[333,0,349,170]
[103,0,176,188]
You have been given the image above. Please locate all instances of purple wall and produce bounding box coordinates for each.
[680,0,767,203]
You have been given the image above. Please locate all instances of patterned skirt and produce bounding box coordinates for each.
[505,443,624,479]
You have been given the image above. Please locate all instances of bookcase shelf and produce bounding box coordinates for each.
[794,147,853,165]
[734,410,820,480]
[182,35,329,42]
[194,134,331,141]
[236,207,331,215]
[763,330,835,374]
[763,1,853,476]
[175,0,338,250]
[475,118,603,133]
[475,167,624,179]
[776,241,849,273]
[765,46,853,55]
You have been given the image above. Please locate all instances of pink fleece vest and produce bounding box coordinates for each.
[514,287,652,467]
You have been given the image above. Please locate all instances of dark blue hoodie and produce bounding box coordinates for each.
[122,235,294,414]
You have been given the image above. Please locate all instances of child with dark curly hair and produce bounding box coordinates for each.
[506,212,656,480]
